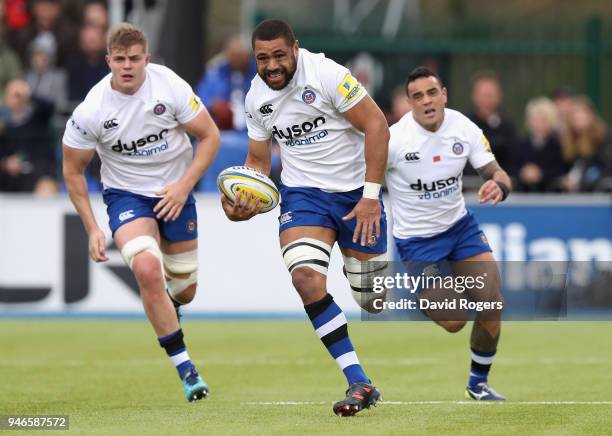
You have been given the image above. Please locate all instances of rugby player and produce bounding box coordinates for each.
[386,67,511,401]
[221,19,389,416]
[62,23,220,402]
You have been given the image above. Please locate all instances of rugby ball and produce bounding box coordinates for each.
[217,166,280,213]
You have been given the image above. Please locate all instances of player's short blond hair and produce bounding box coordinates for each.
[107,22,148,54]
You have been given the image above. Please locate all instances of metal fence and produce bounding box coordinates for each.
[252,6,611,127]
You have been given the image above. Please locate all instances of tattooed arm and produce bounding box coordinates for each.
[475,160,512,205]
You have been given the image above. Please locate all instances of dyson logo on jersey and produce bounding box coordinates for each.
[111,129,169,154]
[272,116,326,140]
[283,130,329,147]
[272,116,328,147]
[411,175,462,199]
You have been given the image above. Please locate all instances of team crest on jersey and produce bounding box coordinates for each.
[302,89,316,104]
[480,232,489,246]
[154,103,166,115]
[186,219,197,234]
[452,142,464,155]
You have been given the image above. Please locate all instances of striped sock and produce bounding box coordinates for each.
[468,348,496,387]
[304,294,369,385]
[158,329,193,379]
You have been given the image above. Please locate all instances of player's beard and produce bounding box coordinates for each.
[260,53,297,91]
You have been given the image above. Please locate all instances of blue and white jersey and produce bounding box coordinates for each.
[386,108,495,239]
[245,48,368,192]
[62,63,203,197]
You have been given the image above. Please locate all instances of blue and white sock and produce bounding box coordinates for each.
[158,329,194,380]
[468,348,496,387]
[305,294,369,385]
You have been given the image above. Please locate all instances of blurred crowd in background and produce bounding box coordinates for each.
[1,0,611,197]
[0,0,108,195]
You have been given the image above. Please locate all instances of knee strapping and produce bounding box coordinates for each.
[343,252,389,307]
[282,238,331,275]
[121,236,162,269]
[163,249,198,298]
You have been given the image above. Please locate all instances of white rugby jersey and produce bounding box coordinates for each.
[386,108,496,239]
[245,48,368,192]
[62,63,203,197]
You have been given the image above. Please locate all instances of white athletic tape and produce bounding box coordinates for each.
[164,249,198,297]
[120,235,162,269]
[343,252,389,308]
[282,238,331,275]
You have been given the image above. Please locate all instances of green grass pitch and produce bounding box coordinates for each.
[1,320,611,435]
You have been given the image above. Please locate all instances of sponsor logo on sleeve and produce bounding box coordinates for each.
[336,74,364,104]
[70,117,88,136]
[481,135,492,153]
[189,94,201,112]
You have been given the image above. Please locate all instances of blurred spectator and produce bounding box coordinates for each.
[0,41,22,103]
[599,142,612,192]
[387,85,412,125]
[25,32,68,113]
[82,1,108,32]
[8,0,77,68]
[345,52,384,98]
[551,86,575,131]
[0,79,57,195]
[560,96,611,192]
[513,97,567,192]
[468,71,517,171]
[196,35,256,130]
[0,0,23,101]
[66,24,108,103]
[3,0,30,32]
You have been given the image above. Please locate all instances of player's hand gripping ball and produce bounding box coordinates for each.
[217,166,280,213]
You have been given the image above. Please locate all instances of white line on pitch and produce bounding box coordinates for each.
[243,401,328,405]
[381,401,612,405]
[242,401,612,406]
